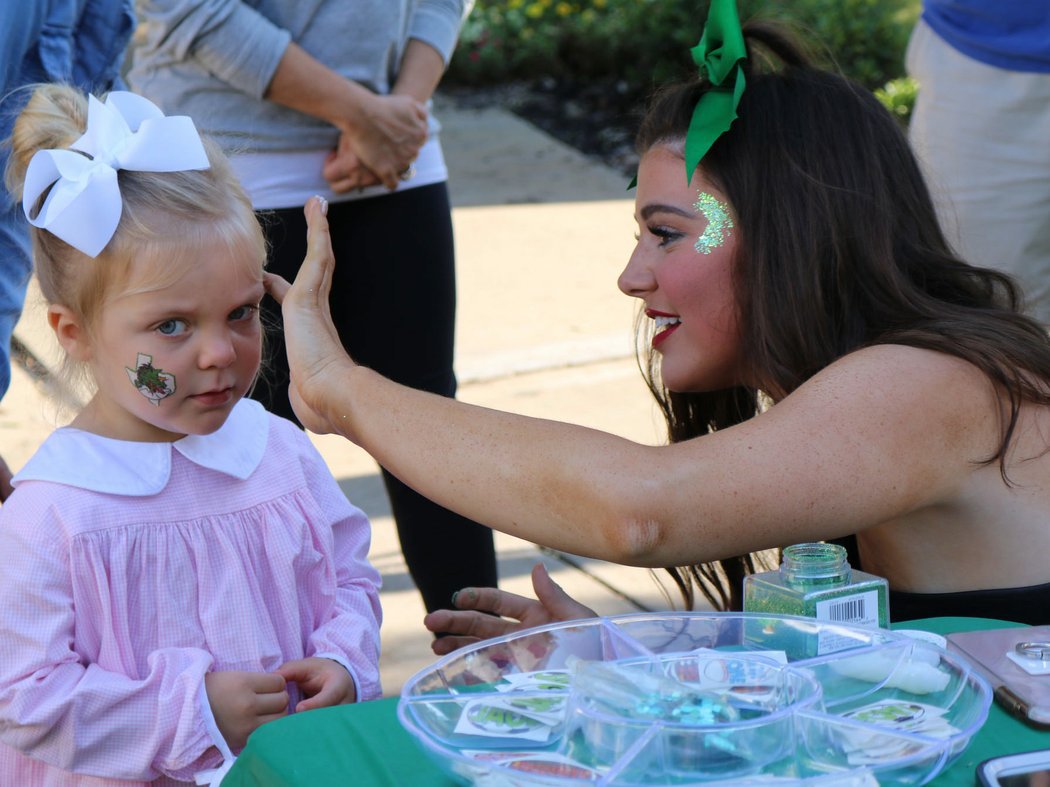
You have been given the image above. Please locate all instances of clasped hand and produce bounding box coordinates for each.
[325,93,427,192]
[205,657,355,750]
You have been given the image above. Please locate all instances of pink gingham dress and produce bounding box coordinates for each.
[0,399,382,785]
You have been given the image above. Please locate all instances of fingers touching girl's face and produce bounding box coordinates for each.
[618,145,744,392]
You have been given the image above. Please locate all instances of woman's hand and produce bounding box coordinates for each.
[277,657,357,712]
[322,138,380,193]
[424,563,599,655]
[204,670,289,750]
[264,197,355,436]
[326,93,427,191]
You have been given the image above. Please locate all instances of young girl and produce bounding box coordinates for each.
[0,85,381,785]
[272,4,1050,642]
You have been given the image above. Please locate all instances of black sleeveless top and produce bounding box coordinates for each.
[828,536,1050,625]
[888,583,1050,625]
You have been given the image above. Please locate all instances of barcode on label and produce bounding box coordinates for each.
[828,598,866,622]
[815,590,881,654]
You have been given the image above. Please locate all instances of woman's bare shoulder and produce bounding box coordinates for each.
[828,342,988,377]
[760,343,1001,478]
[801,344,997,411]
[644,344,1003,562]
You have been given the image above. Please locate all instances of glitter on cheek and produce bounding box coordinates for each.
[693,192,734,255]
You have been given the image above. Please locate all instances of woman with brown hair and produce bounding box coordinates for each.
[268,7,1050,644]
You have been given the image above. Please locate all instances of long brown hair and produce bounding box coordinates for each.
[635,22,1050,611]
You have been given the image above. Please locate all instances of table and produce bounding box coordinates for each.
[223,618,1050,786]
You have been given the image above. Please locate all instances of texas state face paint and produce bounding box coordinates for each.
[125,352,176,406]
[693,192,734,254]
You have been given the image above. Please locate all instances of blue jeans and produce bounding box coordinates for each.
[0,0,135,399]
[0,201,31,400]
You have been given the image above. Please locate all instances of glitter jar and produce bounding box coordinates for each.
[743,543,890,656]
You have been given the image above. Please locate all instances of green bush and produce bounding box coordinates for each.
[449,0,921,98]
[450,0,700,91]
[764,0,920,90]
[875,75,919,121]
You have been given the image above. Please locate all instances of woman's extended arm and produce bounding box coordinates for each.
[265,199,997,569]
[266,211,674,562]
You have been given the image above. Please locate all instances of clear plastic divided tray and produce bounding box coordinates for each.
[398,613,992,785]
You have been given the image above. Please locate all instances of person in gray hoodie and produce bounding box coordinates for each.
[129,0,497,617]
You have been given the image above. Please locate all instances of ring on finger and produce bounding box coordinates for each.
[398,165,416,181]
[1015,641,1050,661]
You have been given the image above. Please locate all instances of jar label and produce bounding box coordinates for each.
[815,591,881,654]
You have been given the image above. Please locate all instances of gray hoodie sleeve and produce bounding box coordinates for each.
[409,0,474,65]
[136,0,291,99]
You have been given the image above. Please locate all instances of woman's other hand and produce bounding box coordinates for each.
[264,197,352,436]
[424,563,599,655]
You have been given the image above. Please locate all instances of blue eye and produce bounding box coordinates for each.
[230,304,259,322]
[157,319,187,336]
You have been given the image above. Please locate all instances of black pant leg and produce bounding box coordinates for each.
[256,186,498,613]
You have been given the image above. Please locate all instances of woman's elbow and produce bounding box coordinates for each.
[601,513,667,566]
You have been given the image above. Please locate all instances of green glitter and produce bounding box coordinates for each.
[693,192,734,254]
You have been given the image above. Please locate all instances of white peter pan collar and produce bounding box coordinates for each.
[13,399,269,496]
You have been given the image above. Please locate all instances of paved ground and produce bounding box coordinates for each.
[1,93,708,698]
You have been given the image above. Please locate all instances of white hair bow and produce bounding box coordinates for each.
[22,91,211,258]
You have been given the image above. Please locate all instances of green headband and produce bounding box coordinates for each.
[685,0,747,184]
[628,0,747,190]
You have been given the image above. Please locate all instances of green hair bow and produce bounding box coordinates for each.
[685,0,747,183]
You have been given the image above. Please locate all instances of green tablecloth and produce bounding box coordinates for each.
[223,617,1050,786]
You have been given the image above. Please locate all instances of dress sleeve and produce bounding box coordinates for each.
[0,492,222,781]
[295,437,383,701]
[134,0,290,98]
[410,0,473,64]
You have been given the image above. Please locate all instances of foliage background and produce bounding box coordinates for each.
[447,0,922,126]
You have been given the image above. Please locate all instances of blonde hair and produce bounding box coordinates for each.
[4,84,266,397]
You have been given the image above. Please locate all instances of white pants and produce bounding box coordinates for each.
[907,19,1050,323]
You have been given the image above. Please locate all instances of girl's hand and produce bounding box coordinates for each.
[424,563,599,655]
[264,197,354,436]
[204,670,289,750]
[277,657,357,712]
